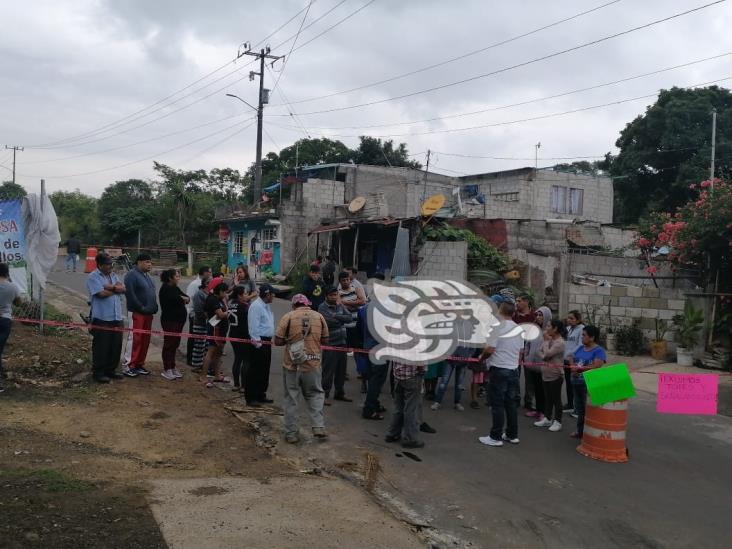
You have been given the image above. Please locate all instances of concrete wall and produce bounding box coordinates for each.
[417,241,467,281]
[601,226,636,253]
[568,253,699,290]
[567,283,686,346]
[462,169,613,223]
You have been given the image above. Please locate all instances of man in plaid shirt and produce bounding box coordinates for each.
[385,361,426,448]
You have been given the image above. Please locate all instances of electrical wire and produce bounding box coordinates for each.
[26,2,321,149]
[22,117,258,180]
[287,0,377,54]
[270,0,621,107]
[23,113,255,164]
[269,0,314,96]
[268,52,731,130]
[268,0,728,117]
[431,147,700,161]
[25,0,365,151]
[268,75,732,139]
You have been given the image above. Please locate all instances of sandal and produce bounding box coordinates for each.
[205,381,214,388]
[362,411,384,420]
[213,376,230,384]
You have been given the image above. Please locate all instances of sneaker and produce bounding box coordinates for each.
[401,440,425,449]
[534,417,552,427]
[525,410,539,418]
[562,406,575,413]
[501,434,520,444]
[478,436,503,447]
[549,421,562,432]
[161,370,176,381]
[285,432,300,444]
[93,375,111,384]
[570,412,578,419]
[430,402,441,411]
[312,427,328,439]
[172,369,183,378]
[347,351,354,357]
[136,366,151,376]
[122,366,139,378]
[385,434,400,443]
[454,403,465,411]
[419,422,437,434]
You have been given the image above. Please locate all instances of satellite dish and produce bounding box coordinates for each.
[348,196,366,213]
[421,194,446,216]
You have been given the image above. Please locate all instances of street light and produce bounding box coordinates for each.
[226,93,257,112]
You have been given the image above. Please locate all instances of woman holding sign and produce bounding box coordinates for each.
[568,325,606,439]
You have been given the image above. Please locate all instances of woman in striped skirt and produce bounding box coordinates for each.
[191,283,208,371]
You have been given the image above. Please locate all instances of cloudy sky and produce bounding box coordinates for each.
[1,0,730,196]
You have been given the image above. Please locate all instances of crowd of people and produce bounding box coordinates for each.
[83,251,609,447]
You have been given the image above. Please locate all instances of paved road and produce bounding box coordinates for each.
[49,266,732,548]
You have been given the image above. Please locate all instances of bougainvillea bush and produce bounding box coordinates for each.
[635,178,732,287]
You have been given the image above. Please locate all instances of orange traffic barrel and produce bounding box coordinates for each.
[576,399,629,463]
[84,247,98,273]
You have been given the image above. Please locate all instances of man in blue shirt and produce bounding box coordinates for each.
[86,253,126,383]
[246,284,275,406]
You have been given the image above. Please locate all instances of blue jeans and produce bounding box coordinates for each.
[488,367,520,440]
[573,381,588,435]
[65,253,78,271]
[363,359,389,417]
[434,361,465,404]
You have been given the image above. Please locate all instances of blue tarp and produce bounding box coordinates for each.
[263,182,281,192]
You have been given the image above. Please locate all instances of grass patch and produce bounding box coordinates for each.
[0,468,94,492]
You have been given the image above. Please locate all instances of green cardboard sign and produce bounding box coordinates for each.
[583,363,636,406]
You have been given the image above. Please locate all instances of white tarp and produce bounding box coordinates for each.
[22,193,60,291]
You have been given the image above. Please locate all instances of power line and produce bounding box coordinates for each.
[269,0,314,96]
[270,0,621,107]
[432,147,700,161]
[269,52,731,130]
[22,117,257,180]
[25,0,364,152]
[269,75,732,139]
[287,0,377,54]
[26,3,317,149]
[23,113,255,165]
[3,146,24,184]
[269,0,728,117]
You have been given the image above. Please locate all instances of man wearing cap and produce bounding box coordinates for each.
[122,253,158,377]
[302,264,326,312]
[318,286,353,404]
[275,294,329,443]
[246,283,275,406]
[86,253,126,383]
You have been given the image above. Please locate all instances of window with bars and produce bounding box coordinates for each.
[493,192,520,202]
[261,227,278,251]
[233,231,245,255]
[551,186,584,215]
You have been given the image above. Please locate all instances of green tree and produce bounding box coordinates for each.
[353,136,422,168]
[0,181,27,200]
[553,160,606,176]
[50,189,99,242]
[97,179,156,245]
[610,86,732,223]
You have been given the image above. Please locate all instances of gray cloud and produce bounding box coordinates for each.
[0,0,730,195]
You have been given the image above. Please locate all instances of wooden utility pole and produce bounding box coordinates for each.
[4,145,24,184]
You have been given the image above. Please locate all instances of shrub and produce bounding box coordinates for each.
[615,320,645,356]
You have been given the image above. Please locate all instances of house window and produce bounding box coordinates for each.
[551,186,583,215]
[493,192,519,202]
[233,231,245,255]
[261,227,278,251]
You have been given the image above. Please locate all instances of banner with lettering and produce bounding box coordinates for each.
[0,199,28,294]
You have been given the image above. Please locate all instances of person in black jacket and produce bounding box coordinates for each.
[159,269,189,381]
[122,253,158,377]
[228,285,251,394]
[302,264,326,311]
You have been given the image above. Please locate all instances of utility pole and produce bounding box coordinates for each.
[535,142,541,172]
[4,145,24,184]
[238,44,284,202]
[421,149,432,202]
[710,108,717,188]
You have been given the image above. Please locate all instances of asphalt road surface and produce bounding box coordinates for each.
[49,266,732,548]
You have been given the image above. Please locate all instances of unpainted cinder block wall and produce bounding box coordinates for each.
[417,241,467,281]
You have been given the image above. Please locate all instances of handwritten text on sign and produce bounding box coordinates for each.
[656,373,718,415]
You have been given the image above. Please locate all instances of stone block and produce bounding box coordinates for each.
[642,287,660,298]
[639,317,656,330]
[610,286,627,297]
[626,287,642,297]
[668,299,685,311]
[649,298,667,309]
[610,306,626,317]
[619,296,634,307]
[636,298,651,309]
[658,309,675,320]
[575,295,589,304]
[641,308,659,319]
[626,307,642,318]
[588,295,605,305]
[597,286,611,296]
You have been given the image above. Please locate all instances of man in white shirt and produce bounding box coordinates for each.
[185,266,211,365]
[478,301,524,447]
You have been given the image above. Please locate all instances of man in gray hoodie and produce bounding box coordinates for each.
[122,253,159,377]
[318,287,353,403]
